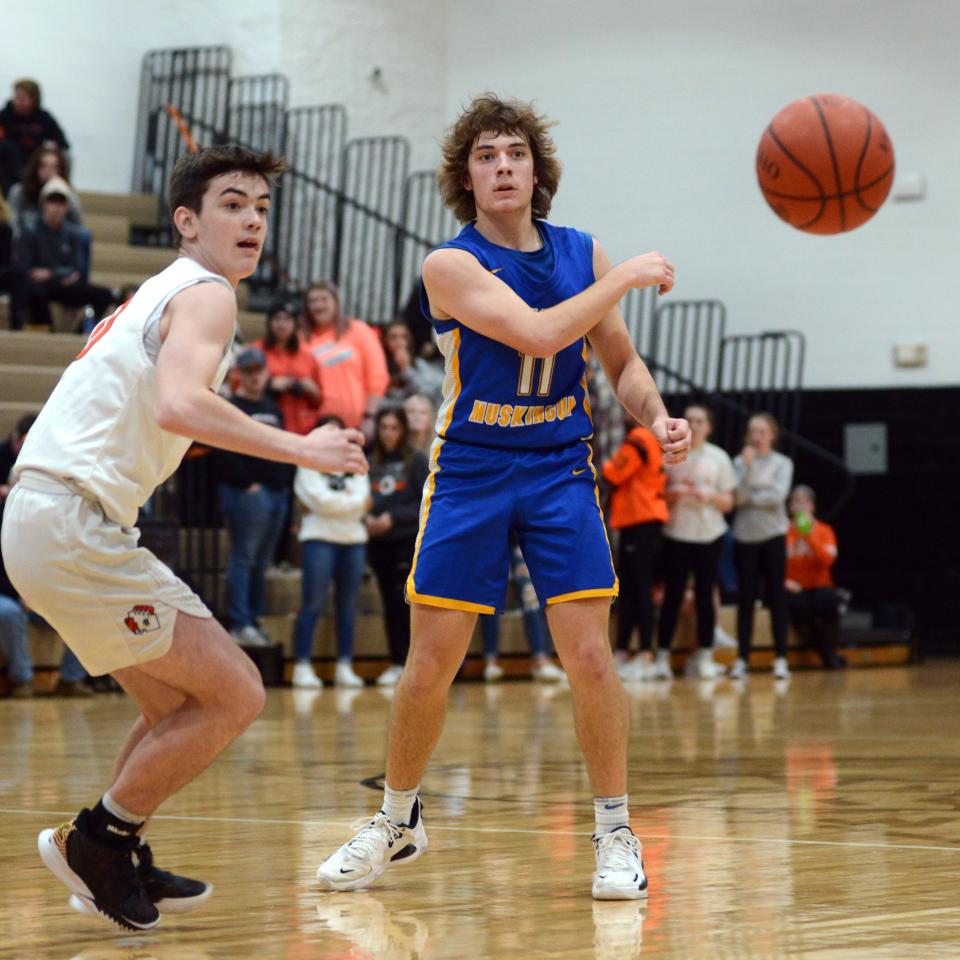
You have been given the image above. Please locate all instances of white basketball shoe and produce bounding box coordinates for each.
[317,798,427,892]
[592,826,649,900]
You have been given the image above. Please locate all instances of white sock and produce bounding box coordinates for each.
[594,794,629,834]
[382,784,419,825]
[102,790,142,826]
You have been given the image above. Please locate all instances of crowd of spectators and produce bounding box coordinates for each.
[0,79,115,333]
[602,405,847,683]
[210,289,845,690]
[214,295,438,688]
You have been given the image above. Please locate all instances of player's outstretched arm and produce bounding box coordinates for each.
[154,282,367,474]
[588,241,690,464]
[422,245,673,358]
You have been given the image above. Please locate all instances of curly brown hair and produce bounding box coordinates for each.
[438,93,562,223]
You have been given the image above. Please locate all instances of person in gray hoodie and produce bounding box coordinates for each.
[730,412,794,680]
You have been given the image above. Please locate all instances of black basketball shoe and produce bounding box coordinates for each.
[38,811,160,931]
[69,838,213,917]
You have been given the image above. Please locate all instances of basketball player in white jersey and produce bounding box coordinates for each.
[0,145,367,931]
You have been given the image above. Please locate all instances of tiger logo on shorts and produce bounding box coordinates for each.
[124,604,160,636]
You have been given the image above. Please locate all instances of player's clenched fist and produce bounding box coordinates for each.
[626,252,675,296]
[301,422,369,474]
[650,414,691,465]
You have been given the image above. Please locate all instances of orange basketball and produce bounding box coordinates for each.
[756,94,895,234]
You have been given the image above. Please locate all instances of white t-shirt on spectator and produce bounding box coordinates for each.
[663,442,736,544]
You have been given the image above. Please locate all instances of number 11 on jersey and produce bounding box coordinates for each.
[517,352,556,397]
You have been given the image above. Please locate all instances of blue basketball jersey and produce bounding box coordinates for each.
[420,220,596,450]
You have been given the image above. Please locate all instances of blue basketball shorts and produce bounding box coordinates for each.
[405,438,618,614]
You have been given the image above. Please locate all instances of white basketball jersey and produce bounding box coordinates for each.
[14,257,235,527]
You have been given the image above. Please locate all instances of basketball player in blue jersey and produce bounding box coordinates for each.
[317,94,690,900]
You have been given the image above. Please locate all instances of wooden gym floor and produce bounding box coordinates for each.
[2,662,960,959]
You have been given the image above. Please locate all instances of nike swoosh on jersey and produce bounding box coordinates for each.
[489,267,504,275]
[572,468,588,476]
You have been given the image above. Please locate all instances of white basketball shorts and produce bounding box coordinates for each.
[0,472,212,676]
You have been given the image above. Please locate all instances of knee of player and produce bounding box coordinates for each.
[563,639,613,683]
[403,655,452,698]
[228,672,266,729]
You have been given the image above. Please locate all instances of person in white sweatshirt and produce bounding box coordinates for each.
[291,416,371,688]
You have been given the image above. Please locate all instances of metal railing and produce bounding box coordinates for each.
[717,330,806,455]
[275,105,347,290]
[650,299,727,397]
[621,286,658,359]
[333,136,411,322]
[133,46,232,212]
[397,170,460,315]
[132,49,456,321]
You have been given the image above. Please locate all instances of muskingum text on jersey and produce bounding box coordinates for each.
[467,395,578,429]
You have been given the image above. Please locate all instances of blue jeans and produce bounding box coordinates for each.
[59,646,88,683]
[220,484,290,629]
[481,608,548,658]
[0,596,31,685]
[293,540,366,661]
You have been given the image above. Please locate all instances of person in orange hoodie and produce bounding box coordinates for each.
[602,423,668,679]
[303,281,389,440]
[786,484,847,669]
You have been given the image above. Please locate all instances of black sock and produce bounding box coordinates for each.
[79,799,144,849]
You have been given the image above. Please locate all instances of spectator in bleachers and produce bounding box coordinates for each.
[403,393,436,455]
[382,318,444,407]
[255,300,324,434]
[290,415,370,689]
[786,484,847,669]
[19,176,113,329]
[0,79,69,194]
[480,537,564,683]
[731,412,794,681]
[7,146,84,238]
[216,347,292,646]
[0,414,37,496]
[0,195,27,329]
[366,405,429,687]
[303,281,389,440]
[601,422,668,681]
[656,403,736,681]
